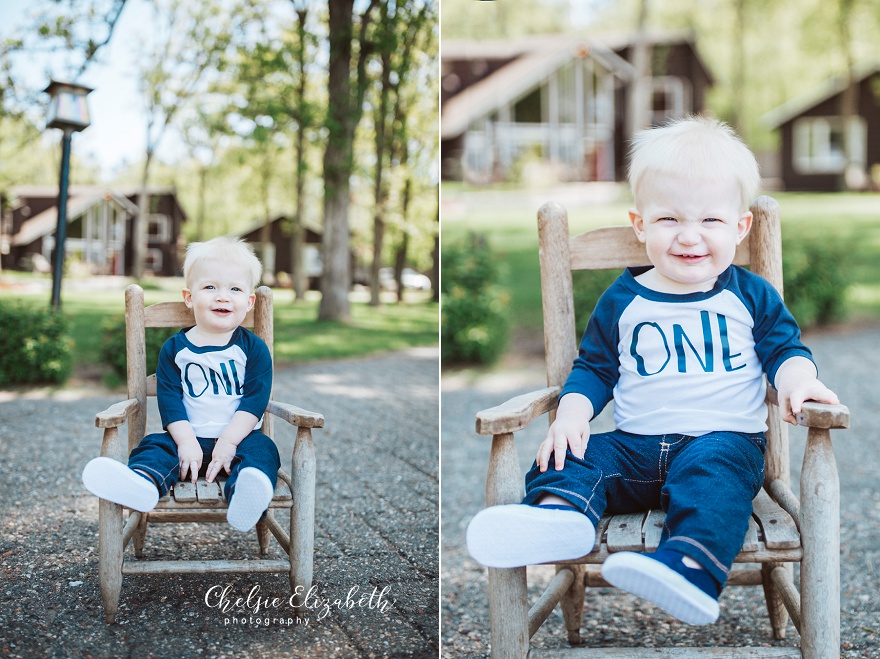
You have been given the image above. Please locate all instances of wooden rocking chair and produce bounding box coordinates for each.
[93,284,323,623]
[474,198,850,658]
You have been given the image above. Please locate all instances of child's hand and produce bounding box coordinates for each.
[536,393,593,472]
[206,439,237,482]
[777,378,839,425]
[177,439,204,483]
[774,356,840,425]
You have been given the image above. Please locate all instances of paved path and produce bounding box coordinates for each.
[441,324,880,658]
[0,347,439,658]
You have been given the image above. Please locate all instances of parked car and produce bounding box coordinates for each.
[379,267,432,291]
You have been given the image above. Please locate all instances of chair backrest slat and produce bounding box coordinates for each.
[143,302,257,329]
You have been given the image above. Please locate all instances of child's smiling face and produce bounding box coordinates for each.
[629,173,752,294]
[183,259,255,338]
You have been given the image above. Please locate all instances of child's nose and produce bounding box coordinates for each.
[677,225,701,245]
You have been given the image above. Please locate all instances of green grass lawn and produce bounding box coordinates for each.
[0,282,438,380]
[442,187,880,335]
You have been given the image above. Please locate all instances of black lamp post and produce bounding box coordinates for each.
[44,80,92,311]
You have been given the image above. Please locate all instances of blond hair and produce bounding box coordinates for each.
[183,237,263,291]
[627,116,760,212]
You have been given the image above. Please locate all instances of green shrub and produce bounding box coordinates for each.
[101,314,178,383]
[782,232,852,327]
[0,301,73,386]
[441,234,510,365]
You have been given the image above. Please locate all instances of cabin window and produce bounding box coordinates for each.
[793,116,866,174]
[147,213,170,243]
[514,88,542,123]
[648,77,687,126]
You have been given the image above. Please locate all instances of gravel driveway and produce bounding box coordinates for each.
[0,346,439,658]
[441,324,880,658]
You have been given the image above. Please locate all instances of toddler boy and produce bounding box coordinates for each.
[466,116,839,625]
[83,237,280,533]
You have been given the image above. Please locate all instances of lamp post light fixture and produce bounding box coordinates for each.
[44,80,93,311]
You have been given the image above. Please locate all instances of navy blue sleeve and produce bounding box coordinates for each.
[237,330,273,419]
[156,334,189,429]
[740,271,814,387]
[560,286,622,418]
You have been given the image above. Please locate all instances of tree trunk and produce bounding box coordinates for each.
[731,0,747,139]
[318,0,357,322]
[291,132,307,298]
[260,153,275,284]
[133,152,153,280]
[392,171,412,303]
[393,231,408,304]
[626,0,651,139]
[197,164,206,242]
[291,6,309,303]
[838,0,862,191]
[317,0,377,320]
[320,186,352,320]
[431,193,439,303]
[369,49,392,307]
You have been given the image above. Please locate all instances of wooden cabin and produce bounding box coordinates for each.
[441,30,713,184]
[2,186,187,276]
[763,61,880,191]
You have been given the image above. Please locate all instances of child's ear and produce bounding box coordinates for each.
[629,209,646,243]
[247,292,256,311]
[737,211,753,244]
[182,288,193,308]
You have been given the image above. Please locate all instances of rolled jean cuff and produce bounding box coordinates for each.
[661,536,729,588]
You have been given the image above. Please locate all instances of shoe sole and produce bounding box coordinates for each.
[227,468,274,532]
[466,504,596,568]
[601,551,720,625]
[82,457,159,512]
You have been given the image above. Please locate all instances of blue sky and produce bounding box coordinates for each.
[0,0,163,179]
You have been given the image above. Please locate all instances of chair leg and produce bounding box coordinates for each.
[256,517,271,556]
[761,562,790,639]
[559,564,585,645]
[800,427,840,659]
[486,432,529,658]
[99,499,124,623]
[133,512,149,559]
[289,427,316,604]
[488,567,530,659]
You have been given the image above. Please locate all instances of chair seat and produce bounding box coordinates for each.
[153,471,293,510]
[552,487,801,566]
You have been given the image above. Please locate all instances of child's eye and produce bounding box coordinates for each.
[659,217,677,222]
[204,285,215,290]
[703,217,722,223]
[232,287,242,292]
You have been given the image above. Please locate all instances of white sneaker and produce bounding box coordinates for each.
[82,457,159,512]
[227,468,274,532]
[466,504,596,568]
[601,551,720,625]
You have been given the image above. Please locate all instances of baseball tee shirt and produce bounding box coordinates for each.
[156,326,272,438]
[561,265,813,436]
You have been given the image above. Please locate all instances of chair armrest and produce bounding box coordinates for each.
[796,401,850,429]
[765,387,850,429]
[475,386,561,435]
[95,399,140,429]
[266,400,324,429]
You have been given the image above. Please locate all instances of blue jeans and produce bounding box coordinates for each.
[523,429,766,587]
[128,430,280,503]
